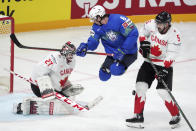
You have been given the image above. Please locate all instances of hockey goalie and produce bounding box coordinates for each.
[13,41,99,115]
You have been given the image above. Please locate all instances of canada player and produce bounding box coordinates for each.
[14,42,84,115]
[126,11,182,128]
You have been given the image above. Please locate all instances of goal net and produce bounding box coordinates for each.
[0,15,14,94]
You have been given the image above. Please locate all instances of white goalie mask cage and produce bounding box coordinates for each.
[60,41,76,61]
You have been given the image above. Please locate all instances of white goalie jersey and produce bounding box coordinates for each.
[140,19,182,68]
[31,52,76,92]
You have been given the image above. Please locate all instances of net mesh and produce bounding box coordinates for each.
[0,15,11,34]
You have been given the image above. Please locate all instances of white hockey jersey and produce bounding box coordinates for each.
[139,19,182,67]
[31,52,76,91]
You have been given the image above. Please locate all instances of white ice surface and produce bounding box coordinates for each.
[0,22,196,131]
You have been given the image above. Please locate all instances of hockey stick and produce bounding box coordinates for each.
[4,68,103,112]
[148,60,195,131]
[10,33,113,56]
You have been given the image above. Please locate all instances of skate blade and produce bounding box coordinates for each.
[126,122,144,129]
[171,123,180,129]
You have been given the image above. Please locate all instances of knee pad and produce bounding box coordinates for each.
[157,89,172,102]
[135,82,148,97]
[110,62,125,76]
[99,68,111,81]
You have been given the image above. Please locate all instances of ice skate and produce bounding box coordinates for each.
[126,113,144,129]
[169,114,181,129]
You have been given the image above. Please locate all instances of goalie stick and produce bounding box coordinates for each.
[10,33,113,56]
[4,68,103,112]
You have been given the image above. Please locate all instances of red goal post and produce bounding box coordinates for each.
[0,15,15,93]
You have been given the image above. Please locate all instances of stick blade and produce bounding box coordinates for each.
[85,96,103,110]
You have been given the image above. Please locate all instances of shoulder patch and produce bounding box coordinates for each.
[122,19,132,29]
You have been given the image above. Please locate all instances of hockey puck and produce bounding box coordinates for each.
[132,90,136,95]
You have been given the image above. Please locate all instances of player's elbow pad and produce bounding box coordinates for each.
[87,36,99,50]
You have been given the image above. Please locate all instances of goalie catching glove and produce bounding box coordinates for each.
[60,83,84,97]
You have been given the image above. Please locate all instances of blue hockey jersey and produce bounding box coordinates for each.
[86,14,138,54]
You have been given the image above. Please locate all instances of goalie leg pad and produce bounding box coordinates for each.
[13,97,76,115]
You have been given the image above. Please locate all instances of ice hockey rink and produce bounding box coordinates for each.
[0,22,196,131]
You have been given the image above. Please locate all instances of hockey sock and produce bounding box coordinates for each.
[157,89,179,116]
[134,82,148,114]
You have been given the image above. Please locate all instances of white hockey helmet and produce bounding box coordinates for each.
[89,5,106,22]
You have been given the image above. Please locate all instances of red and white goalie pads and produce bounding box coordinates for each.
[13,95,104,115]
[13,97,78,115]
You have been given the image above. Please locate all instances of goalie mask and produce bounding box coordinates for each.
[60,41,76,62]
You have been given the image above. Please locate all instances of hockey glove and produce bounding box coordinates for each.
[112,48,126,61]
[37,76,55,100]
[139,41,150,58]
[62,84,84,97]
[156,68,169,83]
[76,43,88,57]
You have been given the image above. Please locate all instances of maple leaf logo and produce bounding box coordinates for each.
[59,77,68,87]
[165,100,179,116]
[134,94,145,114]
[164,60,174,68]
[151,45,162,56]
